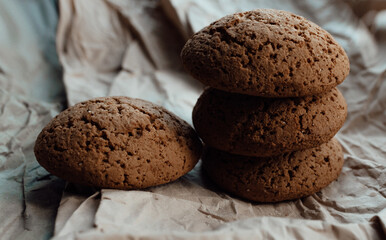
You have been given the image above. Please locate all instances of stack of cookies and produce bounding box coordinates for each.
[181,9,349,202]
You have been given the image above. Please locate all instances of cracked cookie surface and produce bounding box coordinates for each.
[181,9,350,97]
[202,138,344,202]
[34,97,202,189]
[193,87,347,157]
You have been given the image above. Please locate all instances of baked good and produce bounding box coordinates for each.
[181,9,349,97]
[193,87,347,157]
[34,96,202,189]
[202,138,344,202]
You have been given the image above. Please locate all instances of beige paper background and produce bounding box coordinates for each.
[0,0,385,239]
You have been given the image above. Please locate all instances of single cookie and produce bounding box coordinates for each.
[193,87,347,157]
[34,97,202,189]
[202,138,344,202]
[181,9,350,97]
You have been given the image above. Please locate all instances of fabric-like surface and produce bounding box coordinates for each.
[0,0,385,239]
[0,0,65,239]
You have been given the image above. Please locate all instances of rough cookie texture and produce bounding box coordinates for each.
[34,97,202,189]
[202,138,344,202]
[181,9,350,97]
[193,87,347,157]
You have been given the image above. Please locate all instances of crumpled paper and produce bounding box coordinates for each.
[0,1,65,239]
[1,0,385,239]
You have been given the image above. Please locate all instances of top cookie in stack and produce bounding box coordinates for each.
[181,9,349,98]
[181,9,349,202]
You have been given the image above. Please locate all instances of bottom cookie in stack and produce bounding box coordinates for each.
[202,138,343,203]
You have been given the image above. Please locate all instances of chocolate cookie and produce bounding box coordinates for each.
[202,138,344,202]
[181,9,349,97]
[34,97,202,189]
[193,87,347,157]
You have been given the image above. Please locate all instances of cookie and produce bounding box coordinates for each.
[181,9,350,97]
[34,97,202,189]
[202,138,344,202]
[193,87,347,157]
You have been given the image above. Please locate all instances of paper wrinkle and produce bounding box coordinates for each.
[54,191,100,238]
[0,4,66,237]
[92,184,297,234]
[56,0,129,106]
[0,90,64,239]
[51,215,383,240]
[1,0,386,239]
[54,185,99,236]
